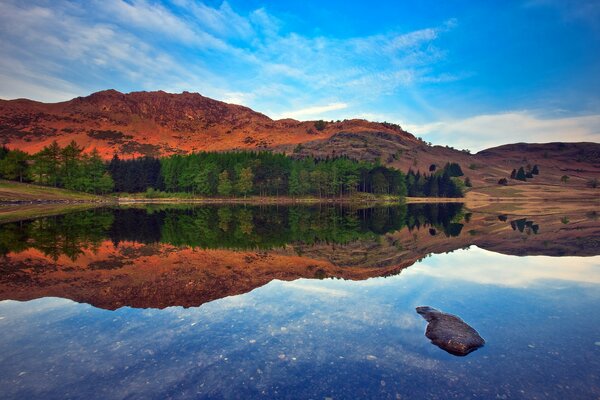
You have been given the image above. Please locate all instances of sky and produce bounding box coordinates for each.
[0,0,599,151]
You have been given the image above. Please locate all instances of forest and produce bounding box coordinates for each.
[0,141,465,198]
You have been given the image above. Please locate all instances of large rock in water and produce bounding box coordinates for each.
[416,306,485,356]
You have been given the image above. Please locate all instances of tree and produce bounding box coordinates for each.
[372,171,388,194]
[288,166,301,196]
[217,170,233,196]
[465,177,472,187]
[0,150,29,182]
[498,178,508,185]
[516,167,527,181]
[444,162,464,177]
[510,169,517,179]
[46,141,62,187]
[61,140,83,188]
[532,165,540,175]
[194,163,217,196]
[236,167,253,198]
[560,175,569,184]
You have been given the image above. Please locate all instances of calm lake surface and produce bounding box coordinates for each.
[0,204,598,399]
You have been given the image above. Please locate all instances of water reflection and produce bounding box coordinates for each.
[0,248,598,399]
[0,204,598,309]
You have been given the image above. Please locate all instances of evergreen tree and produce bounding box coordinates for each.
[288,166,302,196]
[236,167,254,198]
[61,140,83,189]
[0,149,29,182]
[516,167,527,181]
[217,170,233,196]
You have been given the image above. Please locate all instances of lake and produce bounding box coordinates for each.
[0,204,598,399]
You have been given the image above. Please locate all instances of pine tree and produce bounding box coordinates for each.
[217,170,233,196]
[0,150,29,182]
[236,167,254,198]
[61,140,83,189]
[288,166,301,196]
[516,167,527,181]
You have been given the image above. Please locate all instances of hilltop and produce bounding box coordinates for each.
[0,89,411,158]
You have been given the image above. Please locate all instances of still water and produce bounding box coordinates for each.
[0,204,598,399]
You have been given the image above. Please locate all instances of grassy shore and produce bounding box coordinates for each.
[0,203,102,223]
[0,180,109,203]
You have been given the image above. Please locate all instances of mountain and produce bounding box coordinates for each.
[1,89,599,191]
[0,89,411,158]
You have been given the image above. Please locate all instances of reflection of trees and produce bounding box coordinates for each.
[405,204,464,237]
[0,210,114,261]
[0,204,465,257]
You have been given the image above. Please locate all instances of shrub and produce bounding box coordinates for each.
[314,120,327,131]
[498,178,508,185]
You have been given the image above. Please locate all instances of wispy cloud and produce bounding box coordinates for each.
[0,0,456,116]
[409,246,600,287]
[274,102,349,120]
[405,111,600,151]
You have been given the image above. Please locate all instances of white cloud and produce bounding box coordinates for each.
[405,111,600,151]
[274,102,349,120]
[280,281,350,297]
[0,1,462,126]
[408,246,600,287]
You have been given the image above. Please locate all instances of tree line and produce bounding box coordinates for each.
[0,142,114,194]
[0,144,465,198]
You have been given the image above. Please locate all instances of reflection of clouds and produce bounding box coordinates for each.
[3,246,600,398]
[280,281,350,297]
[407,246,600,287]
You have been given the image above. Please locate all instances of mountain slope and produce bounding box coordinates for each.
[1,90,599,191]
[0,89,411,158]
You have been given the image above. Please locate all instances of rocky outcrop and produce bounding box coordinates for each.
[416,306,485,356]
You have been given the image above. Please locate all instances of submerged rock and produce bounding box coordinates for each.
[416,306,485,356]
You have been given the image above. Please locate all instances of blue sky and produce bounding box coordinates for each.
[0,0,599,150]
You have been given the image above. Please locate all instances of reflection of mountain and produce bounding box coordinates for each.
[0,205,598,309]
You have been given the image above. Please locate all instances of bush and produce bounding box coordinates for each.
[587,178,598,188]
[498,178,508,185]
[314,120,327,131]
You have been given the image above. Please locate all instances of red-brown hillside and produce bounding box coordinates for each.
[1,89,598,191]
[0,89,413,159]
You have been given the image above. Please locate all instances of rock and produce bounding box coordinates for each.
[416,306,485,356]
